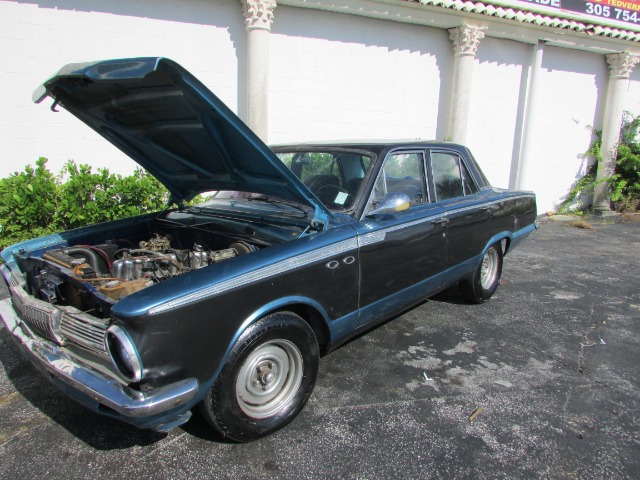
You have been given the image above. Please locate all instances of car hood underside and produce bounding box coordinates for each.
[33,57,327,219]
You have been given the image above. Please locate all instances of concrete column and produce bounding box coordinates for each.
[241,0,276,142]
[448,25,485,143]
[516,40,545,191]
[593,52,639,215]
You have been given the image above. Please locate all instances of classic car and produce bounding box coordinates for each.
[0,58,537,442]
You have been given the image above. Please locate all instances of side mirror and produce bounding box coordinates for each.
[366,192,411,216]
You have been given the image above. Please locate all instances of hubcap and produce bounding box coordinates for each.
[480,248,499,290]
[235,340,303,419]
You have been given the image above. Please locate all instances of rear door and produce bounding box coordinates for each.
[428,149,493,269]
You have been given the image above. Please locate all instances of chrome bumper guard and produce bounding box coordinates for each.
[0,297,199,422]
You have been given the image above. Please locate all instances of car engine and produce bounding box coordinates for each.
[17,232,257,317]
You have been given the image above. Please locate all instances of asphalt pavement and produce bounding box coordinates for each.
[1,215,639,479]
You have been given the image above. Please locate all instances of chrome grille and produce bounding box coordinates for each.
[7,268,24,288]
[60,309,109,360]
[9,285,63,344]
[9,285,109,360]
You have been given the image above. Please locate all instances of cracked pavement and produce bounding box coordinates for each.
[1,216,639,479]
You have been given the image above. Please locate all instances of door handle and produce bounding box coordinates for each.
[434,217,449,225]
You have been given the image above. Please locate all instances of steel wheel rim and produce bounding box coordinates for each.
[235,339,304,419]
[480,248,499,290]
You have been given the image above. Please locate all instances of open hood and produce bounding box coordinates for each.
[33,57,329,224]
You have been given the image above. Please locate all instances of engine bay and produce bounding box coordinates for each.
[14,217,267,318]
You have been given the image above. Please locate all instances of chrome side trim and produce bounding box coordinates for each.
[358,231,386,246]
[358,213,443,247]
[358,194,536,247]
[0,297,198,419]
[444,194,535,217]
[148,237,359,315]
[148,194,535,315]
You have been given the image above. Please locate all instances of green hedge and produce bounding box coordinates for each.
[0,158,169,250]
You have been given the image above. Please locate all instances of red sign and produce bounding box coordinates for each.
[513,0,640,27]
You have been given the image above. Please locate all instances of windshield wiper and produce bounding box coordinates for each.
[157,217,271,246]
[245,197,309,216]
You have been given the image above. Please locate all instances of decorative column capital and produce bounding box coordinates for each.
[449,25,486,57]
[606,52,640,79]
[241,0,277,31]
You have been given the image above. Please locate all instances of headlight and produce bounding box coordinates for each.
[105,325,143,383]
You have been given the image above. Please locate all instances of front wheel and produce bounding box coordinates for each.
[460,243,503,304]
[200,312,319,442]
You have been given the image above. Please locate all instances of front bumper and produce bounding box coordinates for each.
[0,296,199,431]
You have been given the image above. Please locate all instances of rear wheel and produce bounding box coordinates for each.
[460,243,503,304]
[200,312,319,442]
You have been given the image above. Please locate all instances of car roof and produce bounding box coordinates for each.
[269,140,469,156]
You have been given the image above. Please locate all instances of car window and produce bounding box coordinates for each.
[460,160,478,195]
[431,152,478,200]
[370,152,426,207]
[275,150,374,212]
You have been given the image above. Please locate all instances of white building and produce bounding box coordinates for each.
[2,0,640,213]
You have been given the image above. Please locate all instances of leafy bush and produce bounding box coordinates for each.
[56,161,168,229]
[560,112,640,213]
[0,158,59,248]
[0,159,169,250]
[611,113,640,210]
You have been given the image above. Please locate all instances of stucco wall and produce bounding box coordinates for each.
[466,37,530,189]
[268,6,450,144]
[525,46,607,212]
[624,68,640,116]
[0,0,241,177]
[1,0,639,213]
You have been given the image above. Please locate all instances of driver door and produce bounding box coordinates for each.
[356,150,446,327]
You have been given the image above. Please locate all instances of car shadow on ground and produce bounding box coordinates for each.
[428,283,470,305]
[0,283,478,449]
[178,408,235,443]
[0,326,167,450]
[0,284,474,449]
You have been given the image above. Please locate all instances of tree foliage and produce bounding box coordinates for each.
[0,159,169,250]
[560,112,640,213]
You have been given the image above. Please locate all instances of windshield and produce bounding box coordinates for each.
[275,150,374,212]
